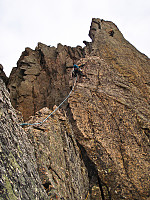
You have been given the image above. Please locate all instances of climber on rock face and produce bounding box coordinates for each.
[72,64,84,77]
[66,64,86,78]
[108,29,114,37]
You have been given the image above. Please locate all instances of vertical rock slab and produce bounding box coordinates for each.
[68,56,150,199]
[0,79,48,199]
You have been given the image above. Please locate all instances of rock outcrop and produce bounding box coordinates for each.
[8,43,85,121]
[2,18,150,199]
[0,64,8,85]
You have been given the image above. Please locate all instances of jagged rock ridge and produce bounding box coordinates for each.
[8,43,85,121]
[0,18,150,199]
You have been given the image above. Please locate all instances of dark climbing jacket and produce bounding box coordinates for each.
[66,64,85,77]
[108,29,114,37]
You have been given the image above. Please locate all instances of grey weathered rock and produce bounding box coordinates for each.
[0,78,49,199]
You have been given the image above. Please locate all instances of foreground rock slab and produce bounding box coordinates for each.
[0,79,49,200]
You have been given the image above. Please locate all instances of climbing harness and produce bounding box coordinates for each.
[20,76,77,126]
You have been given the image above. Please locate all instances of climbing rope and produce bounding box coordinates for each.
[20,76,77,126]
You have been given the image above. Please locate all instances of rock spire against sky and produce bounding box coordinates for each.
[0,0,150,76]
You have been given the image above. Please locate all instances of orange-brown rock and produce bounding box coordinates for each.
[8,43,85,121]
[68,55,150,199]
[24,107,89,199]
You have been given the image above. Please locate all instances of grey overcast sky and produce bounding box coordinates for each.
[0,0,150,76]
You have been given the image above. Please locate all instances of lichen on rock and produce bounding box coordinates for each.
[0,78,49,199]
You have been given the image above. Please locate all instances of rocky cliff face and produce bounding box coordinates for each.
[1,18,150,200]
[8,43,85,121]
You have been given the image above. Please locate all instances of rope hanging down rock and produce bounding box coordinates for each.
[20,76,77,126]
